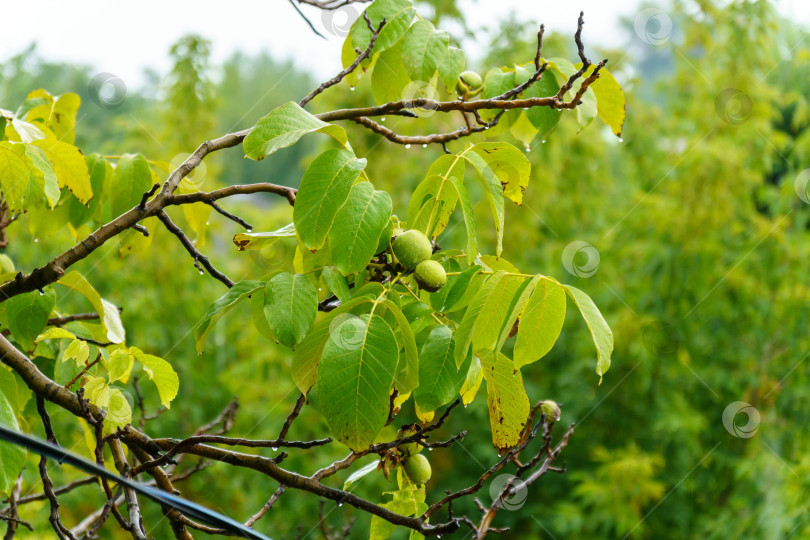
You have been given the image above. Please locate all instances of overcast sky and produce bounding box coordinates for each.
[1,0,807,89]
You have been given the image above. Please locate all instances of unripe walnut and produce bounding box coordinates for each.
[399,440,422,457]
[456,70,484,96]
[403,454,432,485]
[414,260,447,292]
[541,400,561,422]
[392,230,432,269]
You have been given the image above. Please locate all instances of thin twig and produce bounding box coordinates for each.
[299,13,386,107]
[244,485,286,528]
[156,210,234,288]
[289,0,327,39]
[36,397,79,540]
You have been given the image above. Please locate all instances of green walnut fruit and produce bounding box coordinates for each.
[399,440,422,457]
[393,230,433,270]
[403,454,432,485]
[541,400,561,422]
[414,260,447,293]
[456,70,484,96]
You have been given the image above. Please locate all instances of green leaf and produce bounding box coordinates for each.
[0,386,26,495]
[480,68,516,122]
[329,182,392,275]
[56,271,125,344]
[264,272,318,348]
[372,41,412,105]
[343,460,379,491]
[407,153,464,238]
[63,339,90,367]
[24,144,60,208]
[575,84,598,130]
[108,153,150,219]
[466,142,531,206]
[494,275,541,352]
[462,149,505,256]
[322,266,351,303]
[131,347,179,408]
[514,278,566,369]
[318,314,399,450]
[525,69,563,139]
[194,280,266,354]
[84,154,112,223]
[30,138,92,204]
[233,222,296,251]
[482,68,516,99]
[5,288,56,351]
[294,149,367,250]
[291,291,384,393]
[564,285,613,382]
[380,300,418,394]
[414,325,470,412]
[480,351,530,452]
[401,20,449,82]
[243,102,348,161]
[509,111,539,147]
[0,141,40,213]
[448,175,477,263]
[437,46,466,91]
[469,274,526,354]
[453,271,504,367]
[440,264,483,313]
[0,367,31,416]
[349,0,414,59]
[251,292,275,341]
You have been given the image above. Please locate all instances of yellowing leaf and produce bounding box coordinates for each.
[63,339,90,367]
[581,64,625,137]
[56,271,126,344]
[30,139,92,204]
[130,348,179,408]
[0,142,38,213]
[106,349,134,384]
[35,327,77,343]
[465,143,531,206]
[459,355,483,406]
[480,351,530,452]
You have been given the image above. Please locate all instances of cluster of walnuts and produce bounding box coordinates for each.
[392,229,447,292]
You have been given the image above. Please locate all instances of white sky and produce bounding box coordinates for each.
[1,0,808,89]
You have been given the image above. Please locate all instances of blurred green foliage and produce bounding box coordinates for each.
[2,0,810,538]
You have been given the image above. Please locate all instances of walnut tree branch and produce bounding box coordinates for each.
[299,13,385,107]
